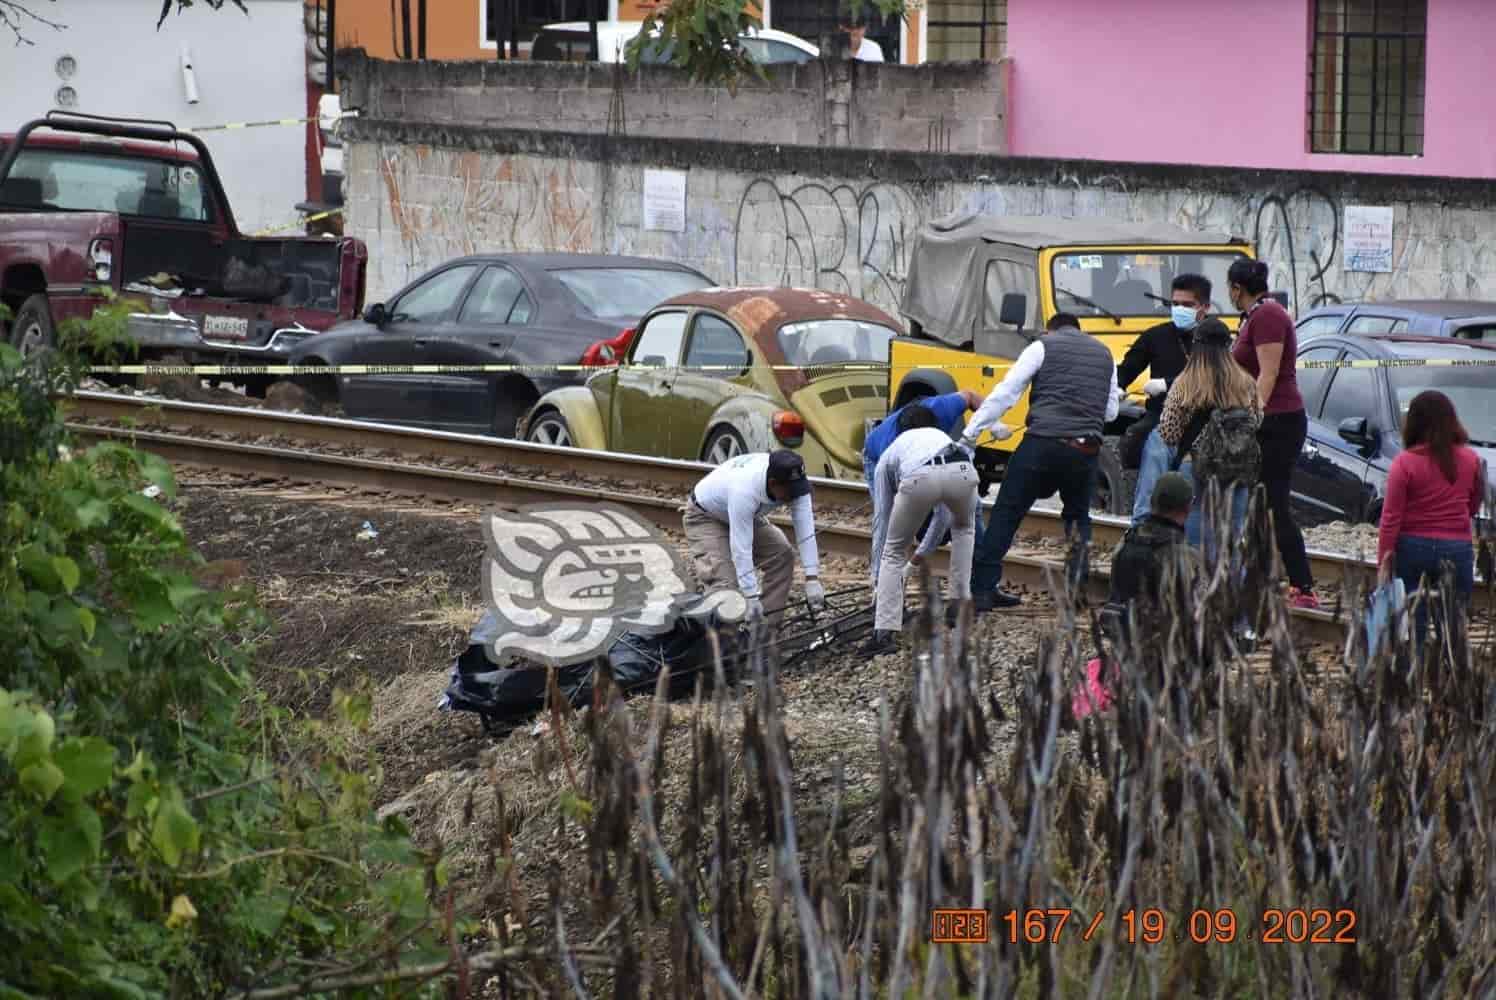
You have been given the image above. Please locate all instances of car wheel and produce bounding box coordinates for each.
[702,426,747,466]
[526,410,572,447]
[1093,438,1136,517]
[10,294,55,359]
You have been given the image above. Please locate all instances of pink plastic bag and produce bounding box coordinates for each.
[1070,657,1115,719]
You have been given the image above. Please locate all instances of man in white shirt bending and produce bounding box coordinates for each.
[863,406,981,655]
[683,449,826,629]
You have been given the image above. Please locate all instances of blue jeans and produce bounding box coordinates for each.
[972,435,1096,594]
[1182,470,1249,567]
[1132,428,1173,527]
[1395,535,1474,653]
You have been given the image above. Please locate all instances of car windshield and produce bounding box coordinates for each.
[550,267,712,320]
[1388,365,1496,446]
[1050,251,1249,318]
[3,147,213,221]
[777,319,896,366]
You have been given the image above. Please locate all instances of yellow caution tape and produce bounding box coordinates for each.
[83,356,1496,378]
[180,112,358,134]
[252,207,344,237]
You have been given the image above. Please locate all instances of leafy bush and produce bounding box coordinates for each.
[0,335,469,997]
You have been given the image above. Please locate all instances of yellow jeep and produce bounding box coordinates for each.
[889,214,1258,514]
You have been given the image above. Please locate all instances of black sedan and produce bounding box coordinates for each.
[1295,299,1496,343]
[1290,333,1496,526]
[289,254,715,437]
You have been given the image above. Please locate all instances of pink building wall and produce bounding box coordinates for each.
[1006,0,1496,180]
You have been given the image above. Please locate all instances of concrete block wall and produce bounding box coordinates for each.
[342,119,1496,319]
[338,49,1006,153]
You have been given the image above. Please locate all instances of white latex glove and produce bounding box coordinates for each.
[1143,377,1168,397]
[990,423,1016,441]
[744,595,764,626]
[901,561,916,583]
[804,577,826,611]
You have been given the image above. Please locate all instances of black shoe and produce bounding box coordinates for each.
[974,590,1021,613]
[861,629,899,655]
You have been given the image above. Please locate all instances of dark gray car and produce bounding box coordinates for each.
[289,253,715,437]
[1295,299,1496,343]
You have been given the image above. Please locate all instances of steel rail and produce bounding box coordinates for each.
[61,391,1397,595]
[67,419,1354,645]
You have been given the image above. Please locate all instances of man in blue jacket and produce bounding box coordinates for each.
[862,389,982,490]
[862,390,982,565]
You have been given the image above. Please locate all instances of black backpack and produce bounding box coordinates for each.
[1170,406,1260,490]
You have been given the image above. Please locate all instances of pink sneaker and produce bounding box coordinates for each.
[1070,657,1115,719]
[1288,587,1321,610]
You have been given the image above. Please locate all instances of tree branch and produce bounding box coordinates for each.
[0,0,65,46]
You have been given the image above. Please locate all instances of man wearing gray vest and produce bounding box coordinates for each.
[959,312,1120,611]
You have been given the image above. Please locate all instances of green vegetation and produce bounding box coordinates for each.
[0,318,465,998]
[625,0,910,90]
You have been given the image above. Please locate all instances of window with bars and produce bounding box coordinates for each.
[484,0,600,51]
[1308,0,1427,155]
[925,0,1005,62]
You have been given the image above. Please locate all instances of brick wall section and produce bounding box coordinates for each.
[341,118,1496,319]
[337,49,1007,153]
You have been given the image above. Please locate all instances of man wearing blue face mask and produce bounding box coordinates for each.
[1115,273,1211,527]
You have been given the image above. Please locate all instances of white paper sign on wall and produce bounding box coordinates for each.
[1344,205,1394,273]
[642,168,687,234]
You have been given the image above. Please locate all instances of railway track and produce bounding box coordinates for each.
[63,390,1356,644]
[63,391,1397,585]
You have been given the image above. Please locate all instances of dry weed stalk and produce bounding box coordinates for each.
[466,482,1496,998]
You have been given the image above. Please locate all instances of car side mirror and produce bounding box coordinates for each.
[999,292,1027,329]
[364,302,388,327]
[1337,416,1378,452]
[598,343,616,363]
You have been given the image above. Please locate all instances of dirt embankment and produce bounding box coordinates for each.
[171,476,1054,934]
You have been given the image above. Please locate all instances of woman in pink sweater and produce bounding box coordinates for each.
[1377,390,1485,648]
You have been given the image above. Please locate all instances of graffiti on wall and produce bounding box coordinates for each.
[731,179,922,316]
[347,141,1494,312]
[367,144,594,295]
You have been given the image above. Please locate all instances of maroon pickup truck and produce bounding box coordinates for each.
[0,111,367,391]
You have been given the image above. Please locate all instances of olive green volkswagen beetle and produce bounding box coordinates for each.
[517,287,901,480]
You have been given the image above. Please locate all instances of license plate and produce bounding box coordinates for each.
[203,315,249,340]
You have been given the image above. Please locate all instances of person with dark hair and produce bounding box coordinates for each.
[959,310,1120,609]
[863,388,982,490]
[1157,318,1261,555]
[862,406,980,654]
[841,15,885,61]
[1227,258,1317,608]
[1377,390,1485,650]
[1117,273,1213,526]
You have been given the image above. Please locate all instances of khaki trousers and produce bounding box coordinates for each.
[875,461,980,631]
[682,500,796,625]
